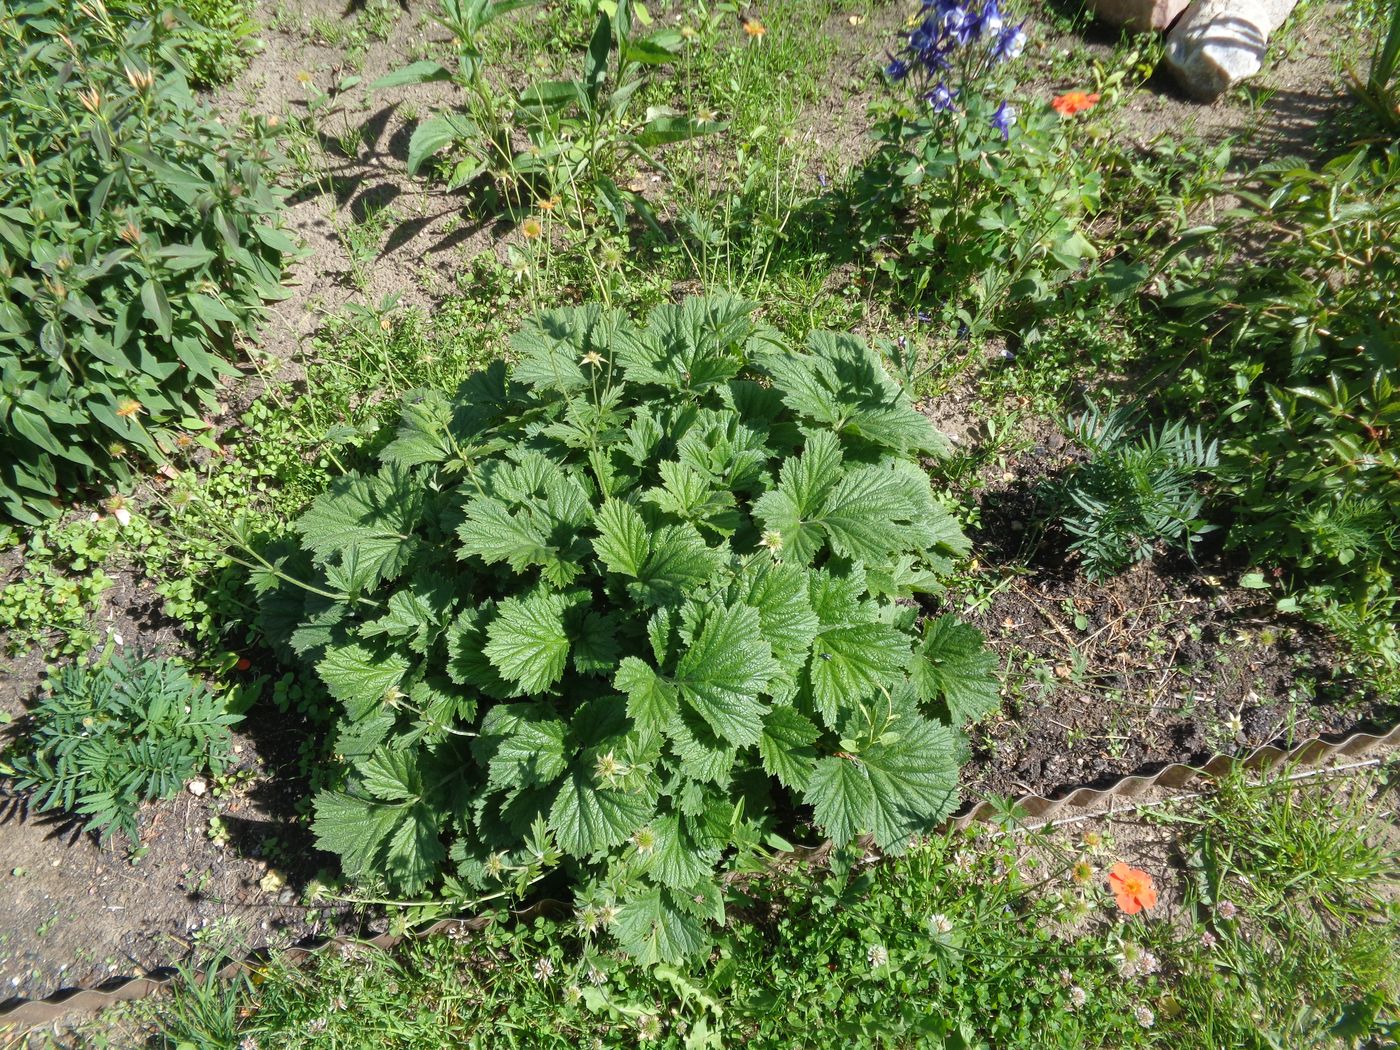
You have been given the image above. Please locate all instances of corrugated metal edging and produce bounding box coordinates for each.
[4,721,1398,1029]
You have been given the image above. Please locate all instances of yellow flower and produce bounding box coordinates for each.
[680,24,697,38]
[115,399,143,418]
[295,70,313,86]
[521,216,543,240]
[580,350,605,367]
[741,16,765,37]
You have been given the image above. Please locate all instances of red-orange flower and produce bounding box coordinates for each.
[235,657,252,671]
[1051,91,1101,117]
[1107,863,1158,914]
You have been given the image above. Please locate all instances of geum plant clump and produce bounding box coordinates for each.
[0,0,289,523]
[857,0,1101,338]
[260,295,999,962]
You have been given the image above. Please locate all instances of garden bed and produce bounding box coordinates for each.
[0,0,1394,1018]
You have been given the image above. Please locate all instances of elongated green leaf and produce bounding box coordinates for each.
[370,60,452,90]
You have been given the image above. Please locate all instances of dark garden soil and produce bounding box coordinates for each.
[0,0,1389,1012]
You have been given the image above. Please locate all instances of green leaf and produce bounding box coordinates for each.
[317,641,410,721]
[809,622,908,727]
[674,603,778,747]
[483,589,572,694]
[370,60,452,89]
[407,113,475,174]
[761,332,947,455]
[804,715,959,849]
[805,757,874,847]
[819,465,923,564]
[752,431,843,564]
[643,812,714,888]
[616,656,679,736]
[595,502,722,605]
[912,615,1001,726]
[593,499,649,576]
[479,705,569,789]
[140,278,172,338]
[758,706,819,790]
[296,470,423,589]
[858,715,960,849]
[614,887,707,964]
[549,768,650,856]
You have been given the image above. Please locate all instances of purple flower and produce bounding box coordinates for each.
[978,0,1005,37]
[927,82,958,112]
[940,4,976,45]
[991,100,1016,138]
[885,56,910,81]
[909,18,941,54]
[990,22,1026,62]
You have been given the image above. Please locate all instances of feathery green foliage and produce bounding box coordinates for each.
[260,294,998,961]
[1056,403,1218,581]
[3,652,241,847]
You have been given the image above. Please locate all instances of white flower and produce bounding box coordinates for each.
[587,966,606,986]
[533,957,555,982]
[1134,1004,1155,1028]
[927,913,953,935]
[638,1014,662,1041]
[867,944,889,968]
[1069,986,1087,1010]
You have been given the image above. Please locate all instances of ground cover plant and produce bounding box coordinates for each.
[120,763,1400,1049]
[258,294,999,961]
[0,0,289,523]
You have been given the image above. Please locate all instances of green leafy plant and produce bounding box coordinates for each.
[109,0,260,86]
[0,0,290,523]
[3,652,242,846]
[1158,145,1400,672]
[1350,0,1400,134]
[376,0,722,225]
[852,1,1103,341]
[258,294,999,961]
[1055,403,1218,581]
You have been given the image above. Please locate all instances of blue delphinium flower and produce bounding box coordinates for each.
[927,82,958,113]
[909,18,941,55]
[978,0,1005,37]
[885,56,910,81]
[990,22,1026,62]
[990,100,1017,138]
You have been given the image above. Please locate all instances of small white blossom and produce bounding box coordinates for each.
[867,944,889,968]
[533,957,555,982]
[1069,986,1087,1010]
[1134,1004,1155,1028]
[587,966,607,986]
[927,913,954,935]
[638,1014,662,1041]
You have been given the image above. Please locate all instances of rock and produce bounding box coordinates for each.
[1165,0,1300,99]
[1088,0,1189,31]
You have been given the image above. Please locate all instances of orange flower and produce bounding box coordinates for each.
[741,15,766,37]
[235,657,252,671]
[1107,863,1157,915]
[1051,91,1101,117]
[521,216,543,240]
[115,399,143,418]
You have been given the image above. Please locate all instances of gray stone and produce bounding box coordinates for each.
[1088,0,1190,32]
[1165,0,1301,99]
